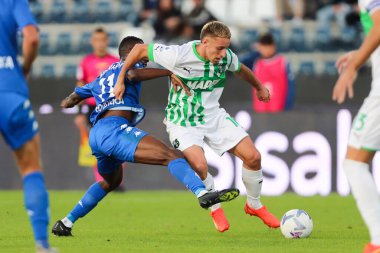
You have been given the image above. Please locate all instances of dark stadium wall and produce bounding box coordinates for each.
[0,74,375,195]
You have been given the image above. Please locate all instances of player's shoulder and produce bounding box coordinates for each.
[81,54,95,63]
[360,0,379,10]
[172,40,197,56]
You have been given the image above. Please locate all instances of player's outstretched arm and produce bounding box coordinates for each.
[22,25,39,78]
[235,63,270,102]
[333,9,380,104]
[61,92,84,108]
[128,68,191,95]
[127,68,172,81]
[115,44,149,99]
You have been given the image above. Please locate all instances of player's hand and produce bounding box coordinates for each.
[114,78,125,100]
[170,74,191,96]
[332,66,357,104]
[336,51,355,74]
[60,97,72,108]
[256,86,270,102]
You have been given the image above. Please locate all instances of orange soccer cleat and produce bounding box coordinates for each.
[364,243,380,253]
[244,203,280,228]
[211,208,230,232]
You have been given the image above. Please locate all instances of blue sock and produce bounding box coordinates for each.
[23,172,50,249]
[168,158,206,196]
[67,182,107,223]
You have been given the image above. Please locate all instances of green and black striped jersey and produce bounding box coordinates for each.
[148,41,241,126]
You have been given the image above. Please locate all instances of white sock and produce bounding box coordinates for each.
[202,172,221,211]
[242,167,263,210]
[344,159,380,245]
[61,217,73,228]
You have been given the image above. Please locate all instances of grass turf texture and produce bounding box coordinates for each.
[0,191,368,253]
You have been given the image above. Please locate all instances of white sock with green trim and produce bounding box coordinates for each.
[344,159,380,245]
[242,167,263,210]
[202,172,221,211]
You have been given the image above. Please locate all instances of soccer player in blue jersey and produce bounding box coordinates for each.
[0,0,56,252]
[51,36,239,237]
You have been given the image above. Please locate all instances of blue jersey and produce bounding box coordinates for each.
[75,61,145,126]
[0,0,37,96]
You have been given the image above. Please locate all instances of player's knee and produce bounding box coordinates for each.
[162,149,183,165]
[111,177,123,191]
[244,151,261,170]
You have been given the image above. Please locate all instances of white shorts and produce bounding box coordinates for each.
[348,96,380,151]
[165,109,248,156]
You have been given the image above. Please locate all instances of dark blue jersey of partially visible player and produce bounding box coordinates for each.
[0,0,37,97]
[75,61,145,126]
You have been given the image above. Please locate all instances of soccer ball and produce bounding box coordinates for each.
[280,209,313,239]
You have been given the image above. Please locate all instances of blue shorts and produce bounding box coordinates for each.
[89,116,148,175]
[0,93,39,150]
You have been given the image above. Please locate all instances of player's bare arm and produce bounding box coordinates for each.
[235,63,270,102]
[115,44,149,99]
[61,92,84,108]
[333,9,380,104]
[128,68,191,95]
[22,25,39,78]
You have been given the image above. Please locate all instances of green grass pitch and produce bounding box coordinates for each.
[0,191,368,253]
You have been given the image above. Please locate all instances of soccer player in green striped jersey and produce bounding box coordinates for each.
[114,21,280,232]
[333,1,380,252]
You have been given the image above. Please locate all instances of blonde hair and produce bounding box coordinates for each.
[200,21,231,40]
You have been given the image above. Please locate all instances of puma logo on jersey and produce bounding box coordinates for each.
[182,67,192,74]
[186,79,221,90]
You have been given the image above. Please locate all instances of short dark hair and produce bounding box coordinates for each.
[118,36,144,59]
[257,33,275,45]
[93,27,108,36]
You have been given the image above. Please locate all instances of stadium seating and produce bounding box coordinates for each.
[71,1,91,23]
[77,32,92,54]
[29,1,44,23]
[55,32,73,55]
[288,27,308,52]
[108,32,119,48]
[39,33,51,55]
[270,28,285,52]
[40,64,56,78]
[298,61,315,76]
[63,64,77,78]
[323,61,338,76]
[94,1,114,23]
[239,29,258,52]
[117,1,137,23]
[314,27,332,51]
[49,0,66,23]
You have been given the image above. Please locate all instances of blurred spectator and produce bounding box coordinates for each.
[185,0,216,38]
[76,27,119,183]
[251,33,295,113]
[136,0,159,26]
[275,0,305,27]
[153,0,183,41]
[316,0,355,35]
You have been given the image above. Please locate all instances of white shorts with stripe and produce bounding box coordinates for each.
[165,108,248,156]
[348,96,380,151]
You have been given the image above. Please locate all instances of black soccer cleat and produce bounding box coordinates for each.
[198,188,240,209]
[52,220,73,236]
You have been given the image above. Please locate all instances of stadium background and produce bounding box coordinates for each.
[0,0,373,195]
